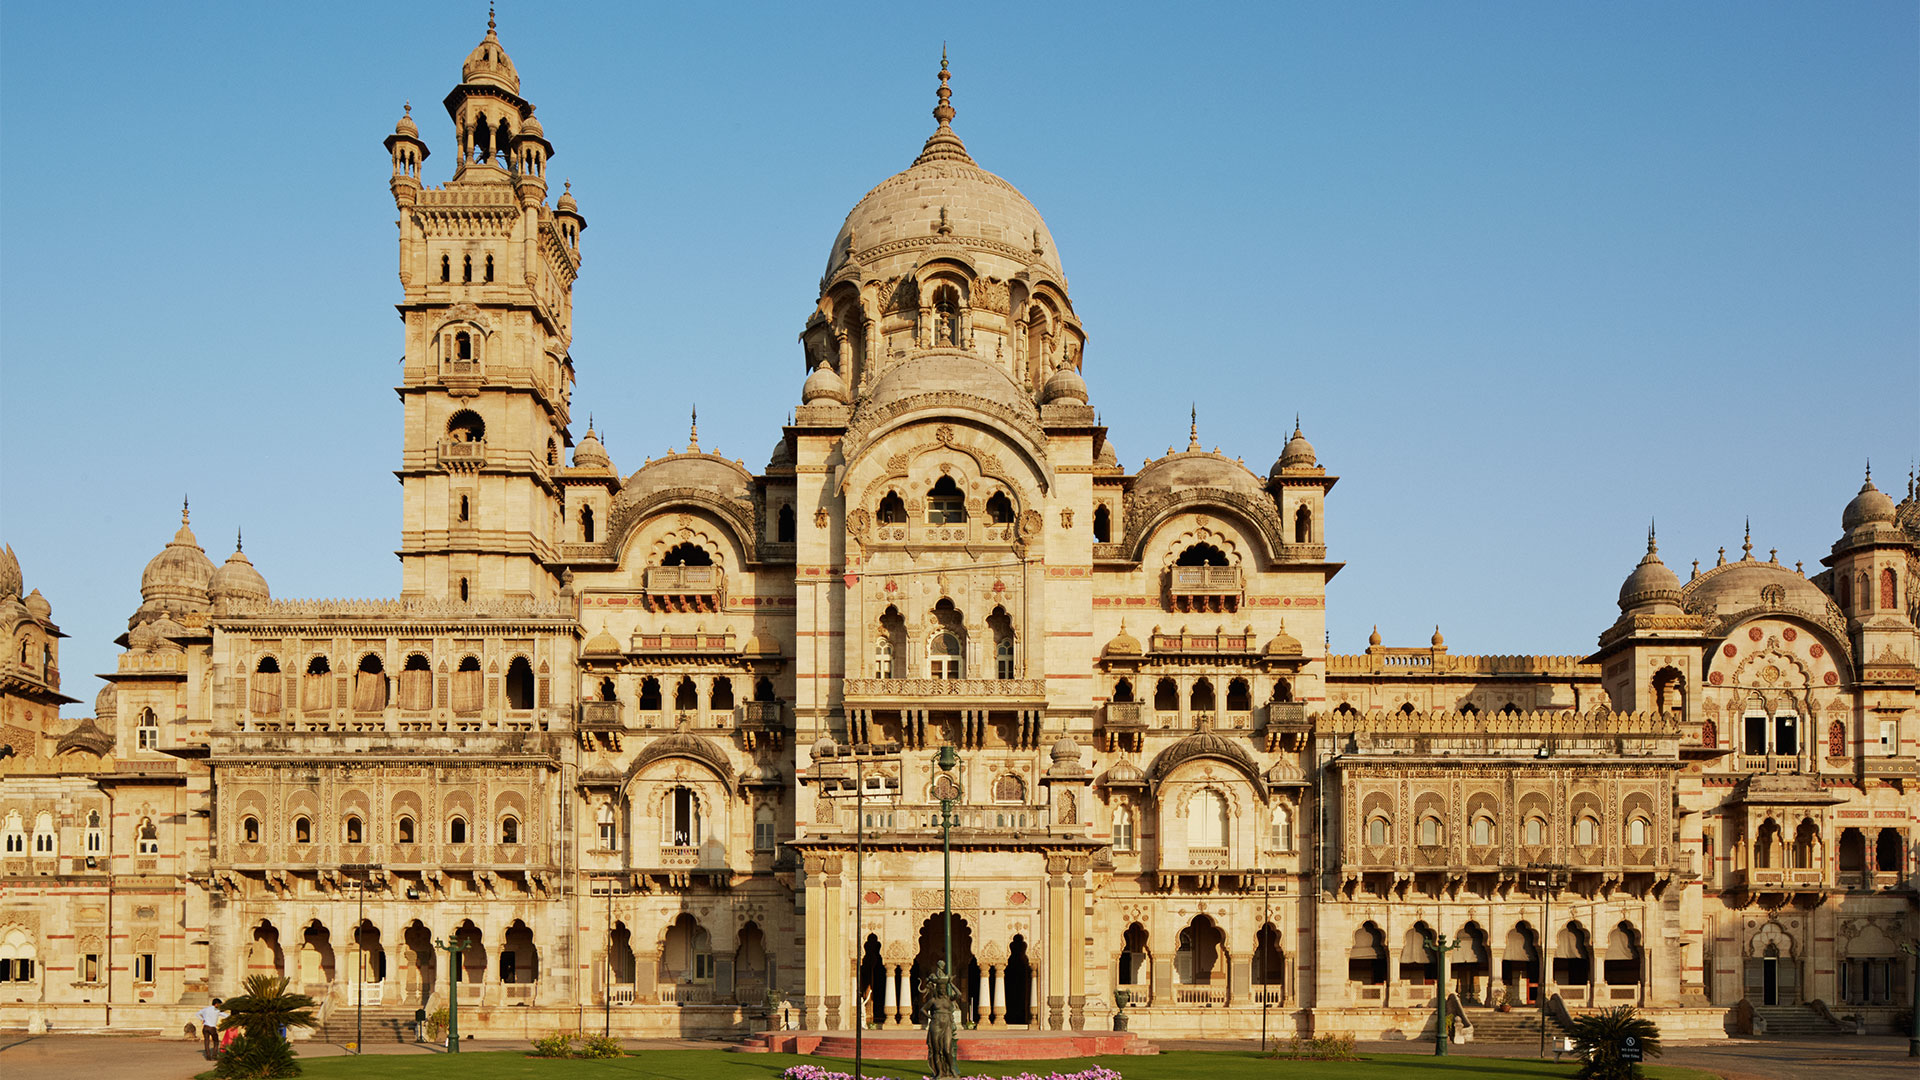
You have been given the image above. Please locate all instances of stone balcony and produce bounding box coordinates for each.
[1168,566,1242,612]
[436,437,486,471]
[642,565,723,612]
[578,701,622,729]
[842,678,1048,707]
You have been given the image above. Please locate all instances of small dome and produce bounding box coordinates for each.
[1051,735,1080,763]
[1094,439,1119,468]
[1103,759,1146,786]
[1271,419,1316,477]
[573,426,611,469]
[801,364,851,405]
[812,734,837,760]
[742,632,782,657]
[1842,472,1897,531]
[521,114,544,137]
[0,543,22,599]
[128,620,162,651]
[767,437,794,470]
[583,624,621,656]
[1368,626,1382,647]
[1617,530,1683,613]
[1430,626,1444,648]
[394,103,419,139]
[139,506,215,613]
[1102,623,1142,657]
[1263,625,1302,657]
[460,18,520,94]
[556,182,579,214]
[1041,365,1088,404]
[94,683,116,721]
[209,540,269,603]
[22,588,50,619]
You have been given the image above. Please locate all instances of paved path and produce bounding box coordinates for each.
[1,1031,1913,1080]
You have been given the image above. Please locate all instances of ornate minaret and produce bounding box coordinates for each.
[387,11,586,603]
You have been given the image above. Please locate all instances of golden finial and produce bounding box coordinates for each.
[1187,405,1200,452]
[182,495,190,526]
[934,44,955,129]
[488,4,497,33]
[236,528,244,553]
[1742,519,1753,560]
[687,405,699,452]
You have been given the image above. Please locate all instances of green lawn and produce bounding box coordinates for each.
[295,1048,1722,1080]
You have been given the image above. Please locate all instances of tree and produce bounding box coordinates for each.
[1567,1005,1662,1080]
[215,974,319,1079]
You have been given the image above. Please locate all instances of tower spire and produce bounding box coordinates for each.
[1742,518,1753,560]
[182,495,190,526]
[913,47,974,166]
[1647,519,1657,554]
[687,406,699,452]
[1188,405,1200,452]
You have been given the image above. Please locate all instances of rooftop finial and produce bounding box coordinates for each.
[1647,519,1657,554]
[1742,518,1753,559]
[1293,412,1302,437]
[934,44,955,129]
[488,3,496,33]
[1188,405,1200,452]
[236,527,243,553]
[913,46,974,166]
[1864,458,1872,483]
[404,100,411,117]
[687,405,699,451]
[182,495,190,526]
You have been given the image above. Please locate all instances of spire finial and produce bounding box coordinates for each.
[1647,519,1657,554]
[1293,412,1302,437]
[1188,405,1200,451]
[404,100,412,117]
[236,527,243,553]
[1864,458,1872,483]
[182,495,190,526]
[587,411,594,433]
[934,45,955,129]
[687,405,699,451]
[1742,518,1753,559]
[488,4,496,33]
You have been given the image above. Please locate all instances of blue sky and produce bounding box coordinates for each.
[3,2,1915,714]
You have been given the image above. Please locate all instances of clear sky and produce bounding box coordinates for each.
[2,2,1915,715]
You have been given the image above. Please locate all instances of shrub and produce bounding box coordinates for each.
[530,1031,575,1057]
[1268,1033,1357,1061]
[213,1026,301,1079]
[426,1007,449,1042]
[1568,1005,1662,1080]
[576,1035,624,1059]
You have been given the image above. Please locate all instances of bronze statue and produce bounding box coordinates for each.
[918,960,960,1078]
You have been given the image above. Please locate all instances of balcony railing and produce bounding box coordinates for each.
[842,677,1047,701]
[608,984,636,1006]
[1266,702,1308,731]
[1168,566,1242,611]
[1739,754,1802,773]
[643,566,723,612]
[658,983,714,1005]
[436,438,486,471]
[579,701,622,729]
[1105,702,1147,729]
[1174,986,1227,1006]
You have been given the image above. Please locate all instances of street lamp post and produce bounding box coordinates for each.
[341,863,381,1055]
[933,745,963,996]
[432,934,470,1053]
[1899,939,1920,1057]
[1427,931,1464,1056]
[1525,863,1568,1059]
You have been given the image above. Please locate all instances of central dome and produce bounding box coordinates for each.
[824,58,1064,286]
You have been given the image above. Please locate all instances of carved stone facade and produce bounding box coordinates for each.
[1,19,1915,1042]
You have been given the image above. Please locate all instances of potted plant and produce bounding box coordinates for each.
[1113,988,1130,1031]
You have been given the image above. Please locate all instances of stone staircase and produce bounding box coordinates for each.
[1749,1004,1845,1037]
[1458,1005,1568,1043]
[313,1003,420,1045]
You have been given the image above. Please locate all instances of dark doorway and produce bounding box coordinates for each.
[1004,935,1033,1025]
[860,935,887,1027]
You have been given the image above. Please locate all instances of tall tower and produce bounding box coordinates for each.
[386,13,587,603]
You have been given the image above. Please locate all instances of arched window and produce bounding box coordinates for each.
[754,805,776,851]
[1419,815,1443,847]
[596,803,618,851]
[242,816,260,844]
[301,656,332,712]
[483,254,494,283]
[455,331,472,361]
[399,654,432,711]
[500,816,519,845]
[1092,504,1112,543]
[293,816,311,844]
[1270,804,1293,851]
[1882,567,1898,611]
[136,708,159,752]
[1627,817,1650,847]
[673,677,699,712]
[504,656,534,710]
[1187,789,1229,849]
[458,495,470,522]
[661,542,712,566]
[1576,815,1599,847]
[985,492,1015,525]
[397,816,415,844]
[1294,504,1311,544]
[1191,679,1216,713]
[1175,543,1227,566]
[449,816,468,845]
[668,786,700,847]
[1524,816,1546,846]
[1367,815,1389,847]
[1114,804,1136,851]
[929,632,962,679]
[250,656,282,716]
[995,637,1014,680]
[638,677,662,711]
[709,677,735,712]
[440,254,451,282]
[1829,718,1848,758]
[31,812,54,855]
[446,409,485,442]
[1471,815,1495,847]
[452,655,482,714]
[993,774,1025,802]
[580,505,595,542]
[344,816,363,844]
[1154,678,1179,714]
[85,810,102,854]
[1226,678,1252,713]
[777,504,796,542]
[1,813,21,853]
[462,253,473,283]
[1112,678,1135,703]
[136,818,159,855]
[877,491,907,525]
[354,654,388,712]
[926,476,967,524]
[873,634,894,679]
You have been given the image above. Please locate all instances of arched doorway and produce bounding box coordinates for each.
[608,922,636,1004]
[1175,915,1226,1002]
[298,922,334,992]
[247,921,284,982]
[1117,922,1150,1004]
[1453,922,1490,1003]
[910,913,972,1024]
[735,922,768,1003]
[1252,923,1285,1004]
[860,934,887,1027]
[352,920,386,992]
[403,921,434,1005]
[1502,922,1540,1005]
[1004,935,1033,1025]
[452,920,485,986]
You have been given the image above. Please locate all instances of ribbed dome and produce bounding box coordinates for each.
[801,364,851,404]
[139,506,215,612]
[1273,419,1317,476]
[394,102,419,139]
[573,426,611,469]
[209,538,269,603]
[22,589,50,619]
[94,683,116,721]
[1842,473,1897,531]
[460,17,520,93]
[824,58,1063,287]
[611,453,755,521]
[1617,529,1683,612]
[1051,735,1080,763]
[1041,365,1089,404]
[767,437,794,470]
[556,181,579,214]
[1094,439,1119,468]
[1263,625,1303,657]
[583,624,622,656]
[1134,450,1270,509]
[521,114,544,137]
[1102,622,1143,657]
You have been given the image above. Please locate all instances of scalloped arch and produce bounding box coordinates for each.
[622,731,735,790]
[1148,733,1267,799]
[1126,489,1285,565]
[612,499,753,571]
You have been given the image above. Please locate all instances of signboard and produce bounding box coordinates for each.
[1617,1035,1643,1063]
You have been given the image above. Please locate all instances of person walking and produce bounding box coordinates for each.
[196,999,225,1060]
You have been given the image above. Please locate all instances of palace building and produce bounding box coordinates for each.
[2,19,1915,1043]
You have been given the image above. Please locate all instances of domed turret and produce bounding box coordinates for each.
[137,501,215,621]
[1842,468,1897,531]
[394,103,419,140]
[209,532,270,603]
[1271,417,1316,478]
[1103,621,1143,657]
[1041,365,1089,404]
[801,364,851,404]
[572,423,611,470]
[583,622,621,656]
[94,683,116,722]
[1617,525,1683,613]
[460,9,521,94]
[22,589,51,620]
[1263,624,1303,657]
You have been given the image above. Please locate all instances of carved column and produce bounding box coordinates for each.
[822,854,844,1029]
[1068,856,1089,1028]
[803,854,828,1028]
[1045,855,1068,1029]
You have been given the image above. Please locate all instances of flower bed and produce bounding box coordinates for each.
[780,1067,1123,1080]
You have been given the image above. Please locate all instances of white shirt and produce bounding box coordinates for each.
[197,1005,222,1027]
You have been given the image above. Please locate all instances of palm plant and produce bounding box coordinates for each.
[1567,1005,1661,1080]
[218,974,320,1038]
